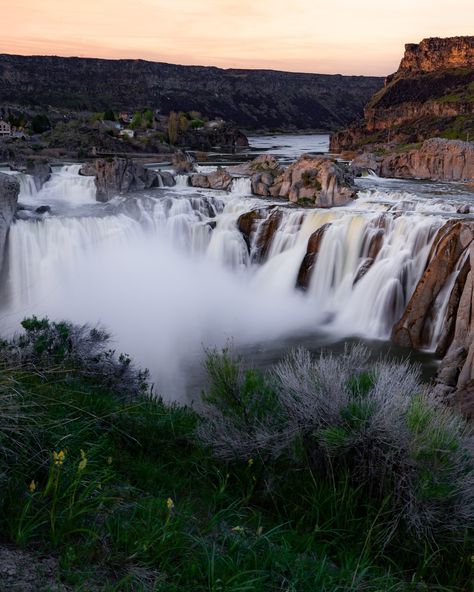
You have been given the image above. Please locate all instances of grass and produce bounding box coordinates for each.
[0,320,473,590]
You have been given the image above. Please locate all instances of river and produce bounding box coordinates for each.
[1,135,473,400]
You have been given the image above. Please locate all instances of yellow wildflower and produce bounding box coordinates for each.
[28,480,36,493]
[247,458,254,468]
[53,450,66,466]
[107,456,113,465]
[78,449,87,472]
[166,497,174,511]
[231,526,245,534]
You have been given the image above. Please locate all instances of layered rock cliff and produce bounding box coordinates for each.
[330,36,474,152]
[352,138,474,182]
[0,54,382,131]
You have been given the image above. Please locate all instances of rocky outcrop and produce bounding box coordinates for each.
[296,224,331,289]
[379,139,474,181]
[391,220,474,413]
[0,173,19,266]
[228,155,282,177]
[189,155,356,206]
[25,159,52,190]
[172,151,195,173]
[266,156,356,207]
[393,221,470,349]
[80,158,175,202]
[398,37,474,74]
[190,169,233,191]
[330,37,474,152]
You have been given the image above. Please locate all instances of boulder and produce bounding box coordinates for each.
[35,205,51,214]
[80,158,166,202]
[271,156,356,207]
[172,151,195,174]
[227,155,281,177]
[190,174,210,189]
[350,152,382,176]
[190,169,233,191]
[0,173,19,267]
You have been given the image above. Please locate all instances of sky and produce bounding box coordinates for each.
[1,0,472,75]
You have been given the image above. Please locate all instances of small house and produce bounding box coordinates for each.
[0,120,11,136]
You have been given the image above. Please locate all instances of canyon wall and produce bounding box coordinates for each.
[330,36,474,152]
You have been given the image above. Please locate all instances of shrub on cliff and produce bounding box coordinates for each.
[197,345,474,544]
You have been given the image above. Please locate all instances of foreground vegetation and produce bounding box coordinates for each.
[0,318,473,591]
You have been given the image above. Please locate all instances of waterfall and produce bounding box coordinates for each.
[230,177,252,196]
[36,164,96,205]
[0,176,458,398]
[175,175,189,187]
[1,170,38,202]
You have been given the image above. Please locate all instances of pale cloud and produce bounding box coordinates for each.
[0,0,472,74]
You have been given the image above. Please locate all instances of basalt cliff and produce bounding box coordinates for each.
[330,37,474,152]
[0,54,382,131]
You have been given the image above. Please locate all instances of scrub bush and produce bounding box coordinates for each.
[197,345,474,544]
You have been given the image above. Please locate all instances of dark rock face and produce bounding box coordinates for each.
[0,55,382,131]
[330,36,474,152]
[296,223,331,289]
[0,173,19,265]
[392,221,468,349]
[81,158,174,202]
[25,159,52,190]
[236,207,285,262]
[390,220,474,413]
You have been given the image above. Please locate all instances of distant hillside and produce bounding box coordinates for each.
[0,54,382,131]
[331,36,474,151]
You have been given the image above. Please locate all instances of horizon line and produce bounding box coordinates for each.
[0,50,390,79]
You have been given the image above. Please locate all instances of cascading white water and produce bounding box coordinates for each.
[230,177,252,197]
[36,164,96,205]
[175,175,189,187]
[0,170,465,398]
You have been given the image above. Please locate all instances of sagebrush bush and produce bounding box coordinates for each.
[0,316,149,399]
[197,345,474,544]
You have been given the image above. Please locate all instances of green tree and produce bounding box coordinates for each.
[103,110,116,122]
[31,114,51,134]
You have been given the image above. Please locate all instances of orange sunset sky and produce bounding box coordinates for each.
[1,0,472,75]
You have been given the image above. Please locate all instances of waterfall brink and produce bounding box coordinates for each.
[231,177,252,196]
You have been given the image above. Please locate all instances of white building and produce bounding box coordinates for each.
[0,120,11,136]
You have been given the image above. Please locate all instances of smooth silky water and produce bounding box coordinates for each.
[1,136,473,401]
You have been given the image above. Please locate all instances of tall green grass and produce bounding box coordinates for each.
[0,319,472,590]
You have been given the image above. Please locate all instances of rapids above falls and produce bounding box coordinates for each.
[1,139,473,399]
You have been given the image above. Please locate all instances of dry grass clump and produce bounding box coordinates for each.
[197,345,474,543]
